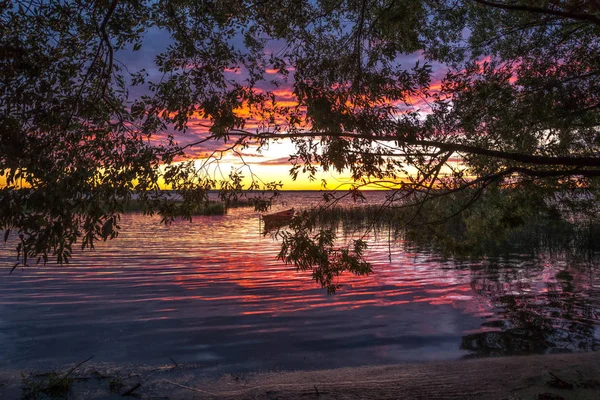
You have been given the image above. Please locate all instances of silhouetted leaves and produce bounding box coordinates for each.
[1,0,599,277]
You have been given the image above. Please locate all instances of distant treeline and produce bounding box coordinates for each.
[122,198,255,215]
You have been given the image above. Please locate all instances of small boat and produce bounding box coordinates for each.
[262,208,294,228]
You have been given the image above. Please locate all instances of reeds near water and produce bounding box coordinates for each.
[306,202,600,260]
[308,204,402,231]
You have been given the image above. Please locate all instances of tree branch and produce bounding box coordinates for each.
[99,0,119,96]
[472,0,600,27]
[212,129,600,168]
[409,139,600,168]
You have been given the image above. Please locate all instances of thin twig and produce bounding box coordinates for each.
[58,355,95,386]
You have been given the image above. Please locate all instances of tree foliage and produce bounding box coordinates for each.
[1,1,599,285]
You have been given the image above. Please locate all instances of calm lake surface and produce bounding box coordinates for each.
[1,191,599,374]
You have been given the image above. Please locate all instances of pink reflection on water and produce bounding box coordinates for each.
[1,192,599,369]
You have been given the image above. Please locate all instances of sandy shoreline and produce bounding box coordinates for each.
[2,352,600,399]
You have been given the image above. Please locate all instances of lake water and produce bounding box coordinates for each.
[1,191,599,374]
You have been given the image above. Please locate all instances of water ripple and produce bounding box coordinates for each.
[0,192,599,372]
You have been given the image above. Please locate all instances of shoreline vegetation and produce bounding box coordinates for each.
[2,352,599,399]
[284,188,600,259]
[127,188,600,258]
[304,204,600,257]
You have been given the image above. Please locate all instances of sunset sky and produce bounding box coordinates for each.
[127,28,450,191]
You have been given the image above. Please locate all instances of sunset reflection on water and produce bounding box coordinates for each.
[0,192,598,373]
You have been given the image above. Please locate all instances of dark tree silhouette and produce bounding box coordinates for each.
[1,1,598,289]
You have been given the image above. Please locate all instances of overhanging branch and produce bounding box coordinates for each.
[205,129,600,169]
[472,0,600,27]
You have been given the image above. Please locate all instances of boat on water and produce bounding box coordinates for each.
[262,208,295,228]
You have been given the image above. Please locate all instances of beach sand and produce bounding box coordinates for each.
[2,352,599,399]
